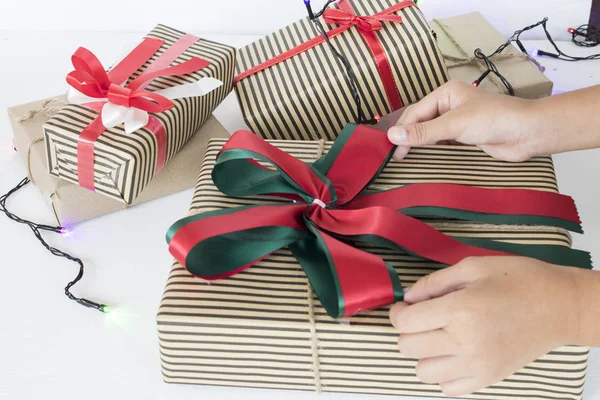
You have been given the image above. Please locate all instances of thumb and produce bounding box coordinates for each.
[404,260,477,304]
[388,112,461,148]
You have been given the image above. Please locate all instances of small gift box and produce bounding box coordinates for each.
[43,25,235,204]
[158,125,590,399]
[234,0,448,141]
[9,96,230,225]
[432,13,553,98]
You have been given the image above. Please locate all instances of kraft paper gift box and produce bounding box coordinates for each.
[9,96,230,226]
[157,135,588,399]
[43,24,235,205]
[377,12,554,131]
[432,13,553,98]
[234,0,449,141]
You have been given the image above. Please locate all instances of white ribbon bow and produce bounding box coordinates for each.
[68,78,223,134]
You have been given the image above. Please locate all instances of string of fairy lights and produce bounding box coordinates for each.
[0,178,111,314]
[1,1,599,314]
[473,19,599,92]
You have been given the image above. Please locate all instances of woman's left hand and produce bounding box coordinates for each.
[389,256,581,397]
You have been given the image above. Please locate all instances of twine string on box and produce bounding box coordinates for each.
[25,137,44,184]
[308,138,326,393]
[18,99,67,183]
[17,99,67,122]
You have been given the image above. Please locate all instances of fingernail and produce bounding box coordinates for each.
[389,127,407,143]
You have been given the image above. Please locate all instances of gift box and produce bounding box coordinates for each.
[158,127,589,399]
[432,13,553,98]
[43,24,235,205]
[9,96,230,226]
[234,0,449,141]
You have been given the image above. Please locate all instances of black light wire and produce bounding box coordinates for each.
[471,17,599,95]
[0,177,109,313]
[538,18,600,61]
[471,18,557,95]
[472,49,515,96]
[304,0,378,124]
[570,24,599,48]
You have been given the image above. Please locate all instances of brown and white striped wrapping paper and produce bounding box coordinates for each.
[234,0,449,141]
[158,139,587,400]
[43,25,236,205]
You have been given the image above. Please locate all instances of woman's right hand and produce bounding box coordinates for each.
[388,81,544,162]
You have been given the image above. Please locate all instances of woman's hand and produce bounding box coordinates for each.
[388,81,541,161]
[389,257,582,397]
[388,81,600,161]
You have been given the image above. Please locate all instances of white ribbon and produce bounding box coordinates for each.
[312,199,327,209]
[67,77,223,134]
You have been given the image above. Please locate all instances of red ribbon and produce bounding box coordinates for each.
[234,0,413,112]
[67,35,210,191]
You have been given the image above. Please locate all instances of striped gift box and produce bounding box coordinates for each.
[234,0,449,141]
[157,139,587,400]
[43,25,235,205]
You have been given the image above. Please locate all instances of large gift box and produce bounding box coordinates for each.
[158,125,589,399]
[432,13,553,98]
[234,0,449,141]
[43,24,235,205]
[9,96,230,225]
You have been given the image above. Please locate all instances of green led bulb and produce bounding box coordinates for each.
[101,305,112,314]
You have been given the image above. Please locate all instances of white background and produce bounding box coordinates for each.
[0,0,594,40]
[0,2,599,400]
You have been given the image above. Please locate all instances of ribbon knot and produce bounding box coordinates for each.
[312,199,327,209]
[323,7,403,32]
[167,124,590,319]
[107,84,133,108]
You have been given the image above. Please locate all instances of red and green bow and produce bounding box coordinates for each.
[167,124,590,318]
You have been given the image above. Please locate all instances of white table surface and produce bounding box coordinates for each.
[0,31,598,400]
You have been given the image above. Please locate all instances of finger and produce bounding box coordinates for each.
[397,329,459,359]
[440,377,481,397]
[415,356,469,384]
[397,82,460,126]
[404,261,479,304]
[388,111,463,147]
[392,145,410,161]
[388,301,409,328]
[389,297,452,333]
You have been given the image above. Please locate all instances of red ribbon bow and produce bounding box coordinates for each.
[167,125,589,318]
[67,43,209,114]
[323,7,403,32]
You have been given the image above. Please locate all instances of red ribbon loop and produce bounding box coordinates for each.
[67,46,175,114]
[69,47,112,94]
